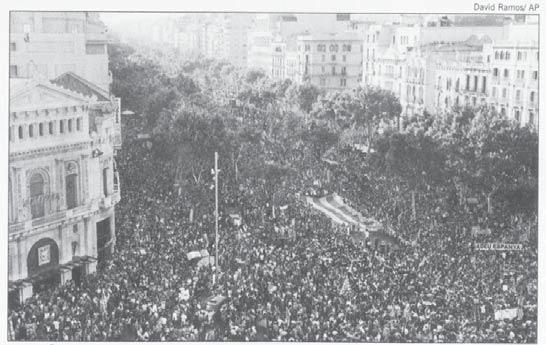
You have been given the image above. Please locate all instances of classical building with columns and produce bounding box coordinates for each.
[8,75,121,307]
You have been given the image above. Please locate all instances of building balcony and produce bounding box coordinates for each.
[9,203,95,238]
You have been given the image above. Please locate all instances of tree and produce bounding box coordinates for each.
[313,86,402,152]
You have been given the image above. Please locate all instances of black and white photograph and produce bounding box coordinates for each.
[4,2,543,343]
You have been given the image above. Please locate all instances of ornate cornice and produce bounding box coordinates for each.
[9,141,91,162]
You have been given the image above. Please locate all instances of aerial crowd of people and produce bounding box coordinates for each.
[8,104,538,343]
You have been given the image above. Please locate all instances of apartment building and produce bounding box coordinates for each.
[296,32,363,91]
[9,12,112,91]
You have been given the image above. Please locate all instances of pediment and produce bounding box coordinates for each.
[10,83,90,111]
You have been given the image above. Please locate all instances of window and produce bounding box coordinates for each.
[340,78,347,87]
[66,163,78,209]
[495,51,499,60]
[504,69,509,78]
[342,44,352,52]
[49,121,54,135]
[39,123,44,136]
[332,66,336,75]
[500,51,504,59]
[392,36,396,44]
[493,68,498,77]
[502,88,507,99]
[60,120,65,133]
[516,89,521,101]
[329,44,338,52]
[29,173,45,219]
[10,42,16,51]
[481,76,487,93]
[473,76,478,91]
[514,110,520,122]
[505,51,511,60]
[517,51,522,60]
[77,118,82,131]
[529,111,534,125]
[341,67,347,75]
[317,44,326,52]
[533,71,538,80]
[9,65,18,77]
[68,119,73,132]
[465,75,470,90]
[304,44,310,52]
[18,126,23,139]
[331,55,336,62]
[530,91,535,102]
[29,124,34,138]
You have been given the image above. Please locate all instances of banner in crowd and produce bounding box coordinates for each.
[475,243,523,251]
[471,226,491,237]
[494,307,521,320]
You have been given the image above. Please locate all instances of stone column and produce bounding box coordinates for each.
[17,238,27,282]
[19,282,33,303]
[60,267,72,284]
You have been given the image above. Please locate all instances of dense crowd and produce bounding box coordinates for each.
[9,111,538,342]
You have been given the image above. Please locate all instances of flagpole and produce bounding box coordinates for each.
[214,151,219,286]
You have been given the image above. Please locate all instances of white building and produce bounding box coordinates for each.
[296,32,363,91]
[10,12,112,91]
[8,75,121,307]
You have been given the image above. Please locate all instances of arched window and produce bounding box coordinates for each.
[500,51,504,59]
[29,124,34,138]
[18,126,23,139]
[65,162,78,209]
[29,173,45,218]
[68,119,73,132]
[39,123,44,136]
[49,121,54,135]
[71,241,79,258]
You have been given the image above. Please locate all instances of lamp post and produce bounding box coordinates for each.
[214,152,219,285]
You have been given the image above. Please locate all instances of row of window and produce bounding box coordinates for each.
[491,87,537,103]
[317,54,347,62]
[10,117,83,142]
[494,50,539,62]
[305,43,353,53]
[318,77,347,87]
[319,66,347,75]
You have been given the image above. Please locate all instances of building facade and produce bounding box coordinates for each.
[362,19,538,126]
[296,32,363,91]
[9,12,112,91]
[8,11,122,307]
[8,76,121,307]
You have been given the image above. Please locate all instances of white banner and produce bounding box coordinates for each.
[494,308,520,320]
[475,243,523,251]
[38,245,51,266]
